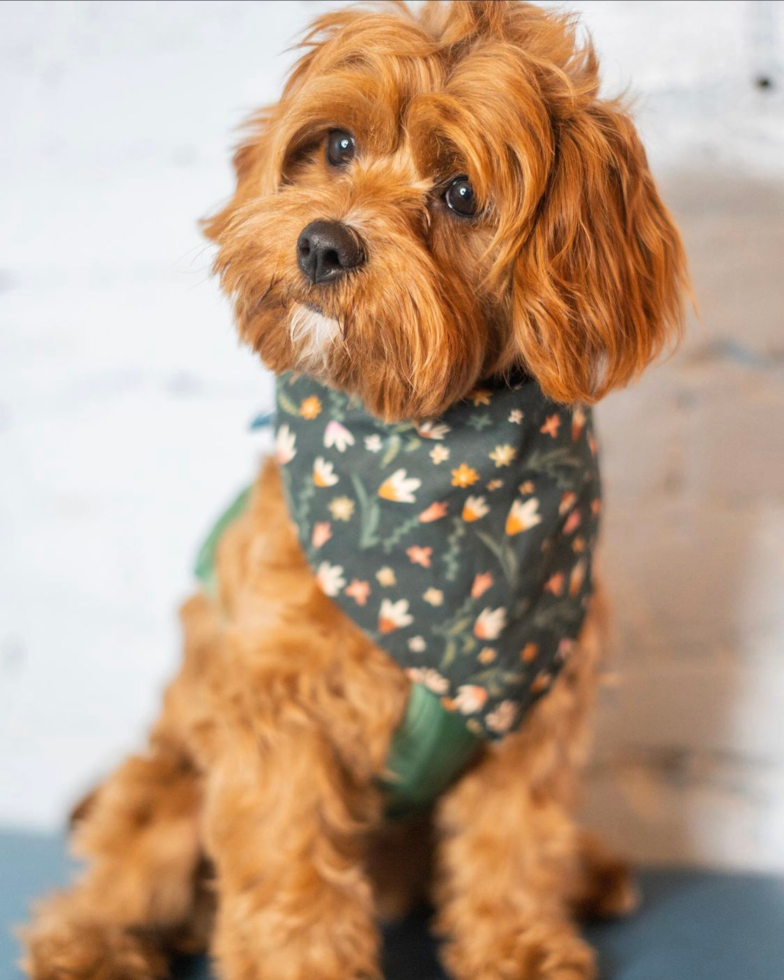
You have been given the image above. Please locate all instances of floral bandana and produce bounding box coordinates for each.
[275,372,601,741]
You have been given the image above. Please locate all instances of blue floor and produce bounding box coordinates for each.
[3,830,784,979]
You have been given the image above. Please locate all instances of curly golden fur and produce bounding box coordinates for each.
[23,3,687,979]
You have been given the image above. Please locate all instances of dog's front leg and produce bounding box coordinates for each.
[203,715,384,980]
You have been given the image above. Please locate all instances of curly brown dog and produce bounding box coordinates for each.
[23,3,688,979]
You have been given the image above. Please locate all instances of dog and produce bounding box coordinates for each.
[23,3,688,979]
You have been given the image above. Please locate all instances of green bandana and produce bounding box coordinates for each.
[275,372,601,743]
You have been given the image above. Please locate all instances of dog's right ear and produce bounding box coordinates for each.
[201,110,275,242]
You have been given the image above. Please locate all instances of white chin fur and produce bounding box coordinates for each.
[289,303,341,370]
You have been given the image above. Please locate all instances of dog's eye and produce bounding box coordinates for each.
[326,130,356,167]
[443,176,478,218]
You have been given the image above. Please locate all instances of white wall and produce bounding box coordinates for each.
[2,1,783,870]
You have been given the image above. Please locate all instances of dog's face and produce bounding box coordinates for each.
[206,0,687,421]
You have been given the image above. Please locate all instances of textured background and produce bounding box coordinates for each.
[1,0,783,870]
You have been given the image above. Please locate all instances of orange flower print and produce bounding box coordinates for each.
[572,536,586,554]
[311,521,331,548]
[451,463,480,488]
[531,672,552,694]
[299,395,322,420]
[275,424,296,465]
[540,413,561,438]
[559,491,577,516]
[569,559,587,597]
[462,495,489,522]
[468,389,492,406]
[419,501,448,523]
[486,479,503,492]
[571,405,586,442]
[591,498,602,516]
[563,508,582,535]
[345,579,371,606]
[471,572,494,598]
[406,545,432,568]
[521,642,539,663]
[544,572,565,596]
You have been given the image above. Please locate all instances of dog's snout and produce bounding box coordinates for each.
[297,220,365,285]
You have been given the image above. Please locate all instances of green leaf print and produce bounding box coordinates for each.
[351,472,381,549]
[380,513,423,554]
[276,389,302,418]
[442,518,466,583]
[382,434,402,468]
[475,530,518,587]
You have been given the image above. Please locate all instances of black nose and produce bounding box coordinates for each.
[297,220,365,284]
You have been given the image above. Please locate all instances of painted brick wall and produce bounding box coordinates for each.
[1,1,783,869]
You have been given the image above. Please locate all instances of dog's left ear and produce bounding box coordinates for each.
[508,99,689,404]
[201,110,276,242]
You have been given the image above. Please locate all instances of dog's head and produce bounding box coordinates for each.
[205,0,688,421]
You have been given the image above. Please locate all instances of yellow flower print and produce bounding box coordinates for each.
[468,389,491,406]
[423,588,444,607]
[509,409,523,424]
[478,647,497,665]
[451,463,480,488]
[313,456,339,487]
[489,444,516,468]
[429,445,450,465]
[376,566,396,587]
[505,498,542,535]
[299,395,322,420]
[328,496,354,521]
[462,495,489,522]
[378,469,422,503]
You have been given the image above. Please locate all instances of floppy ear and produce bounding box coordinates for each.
[201,110,276,242]
[509,99,689,404]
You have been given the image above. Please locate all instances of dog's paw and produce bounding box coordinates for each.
[22,913,167,980]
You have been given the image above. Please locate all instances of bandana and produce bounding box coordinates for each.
[275,372,601,742]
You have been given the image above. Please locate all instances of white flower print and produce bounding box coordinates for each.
[416,420,451,440]
[328,496,355,521]
[313,456,339,487]
[474,606,507,641]
[408,636,427,653]
[379,598,414,633]
[453,685,488,715]
[365,434,383,452]
[376,566,396,587]
[462,495,489,522]
[378,469,422,503]
[486,700,516,734]
[406,666,449,695]
[509,409,523,423]
[275,424,296,465]
[505,497,542,535]
[324,420,355,453]
[315,561,345,597]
